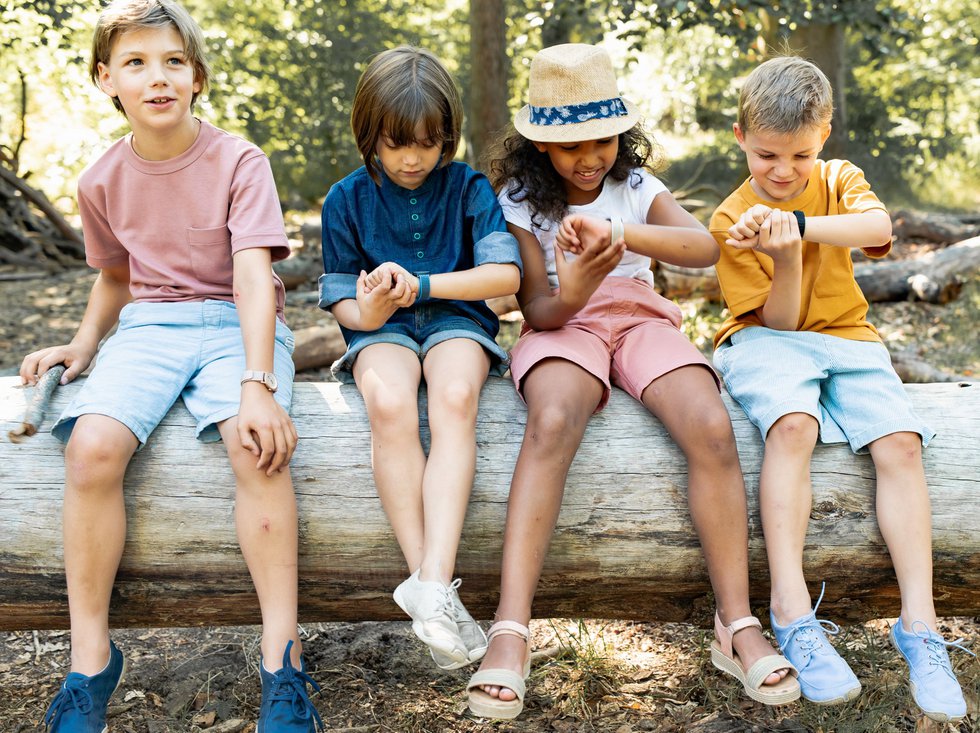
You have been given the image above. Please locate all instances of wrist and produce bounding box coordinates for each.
[792,210,806,239]
[415,272,431,302]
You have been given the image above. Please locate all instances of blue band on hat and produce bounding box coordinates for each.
[529,97,628,126]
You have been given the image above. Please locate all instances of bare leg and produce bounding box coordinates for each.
[62,415,138,676]
[478,359,603,701]
[219,418,301,671]
[417,338,490,584]
[760,413,819,625]
[353,344,426,571]
[642,366,785,684]
[868,432,937,630]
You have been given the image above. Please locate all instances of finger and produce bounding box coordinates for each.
[19,352,41,385]
[239,424,259,457]
[758,216,772,248]
[267,426,288,475]
[61,360,86,384]
[553,243,567,265]
[255,427,274,470]
[358,270,369,293]
[284,419,298,466]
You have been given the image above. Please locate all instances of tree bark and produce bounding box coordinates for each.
[1,377,977,631]
[788,23,847,158]
[468,0,510,170]
[855,237,980,303]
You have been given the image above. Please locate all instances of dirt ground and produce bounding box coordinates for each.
[0,231,978,732]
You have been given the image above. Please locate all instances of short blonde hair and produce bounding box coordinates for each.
[90,0,211,114]
[738,56,832,135]
[351,46,462,185]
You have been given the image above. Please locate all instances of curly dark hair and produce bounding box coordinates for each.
[484,124,667,227]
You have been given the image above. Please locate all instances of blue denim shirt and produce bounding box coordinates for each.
[319,161,522,347]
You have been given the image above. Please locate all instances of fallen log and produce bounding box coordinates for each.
[855,237,980,303]
[0,377,977,631]
[891,210,980,245]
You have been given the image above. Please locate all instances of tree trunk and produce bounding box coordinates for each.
[468,0,510,170]
[1,377,977,631]
[788,23,848,158]
[855,236,980,303]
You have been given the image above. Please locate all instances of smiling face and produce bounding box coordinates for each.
[534,136,620,205]
[734,123,830,202]
[97,24,201,154]
[374,123,444,190]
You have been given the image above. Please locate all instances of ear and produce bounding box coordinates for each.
[819,124,832,147]
[733,123,747,150]
[97,62,118,98]
[532,140,548,154]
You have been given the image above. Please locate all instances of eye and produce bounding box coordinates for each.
[127,58,143,67]
[559,144,579,152]
[167,57,185,65]
[757,154,774,160]
[595,137,614,145]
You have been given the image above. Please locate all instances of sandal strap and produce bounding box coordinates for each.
[487,620,530,642]
[714,613,762,659]
[746,654,798,690]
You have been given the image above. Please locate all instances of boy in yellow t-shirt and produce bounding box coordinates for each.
[709,56,971,723]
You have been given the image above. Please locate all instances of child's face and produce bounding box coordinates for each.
[375,124,443,190]
[734,123,830,202]
[533,137,619,206]
[98,25,200,141]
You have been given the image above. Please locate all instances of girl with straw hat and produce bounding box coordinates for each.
[465,43,800,720]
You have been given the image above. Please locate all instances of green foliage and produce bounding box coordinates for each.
[192,0,469,204]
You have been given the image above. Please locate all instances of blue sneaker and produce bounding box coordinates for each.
[44,641,126,732]
[258,640,323,732]
[891,620,973,723]
[770,586,861,704]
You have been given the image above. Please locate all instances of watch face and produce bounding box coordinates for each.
[264,373,278,391]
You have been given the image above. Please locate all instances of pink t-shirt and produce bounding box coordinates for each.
[77,121,289,318]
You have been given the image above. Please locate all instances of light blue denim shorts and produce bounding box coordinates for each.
[713,326,934,453]
[53,300,295,445]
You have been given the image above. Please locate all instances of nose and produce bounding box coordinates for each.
[773,158,793,177]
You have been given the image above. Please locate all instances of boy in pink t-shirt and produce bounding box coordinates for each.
[19,1,321,730]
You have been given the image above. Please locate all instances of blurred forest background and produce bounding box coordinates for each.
[2,0,978,246]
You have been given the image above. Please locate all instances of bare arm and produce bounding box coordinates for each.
[727,207,891,250]
[732,210,804,331]
[365,261,520,302]
[516,223,624,331]
[20,261,132,385]
[331,268,416,332]
[232,247,297,474]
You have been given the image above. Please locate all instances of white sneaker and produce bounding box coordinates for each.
[393,570,468,667]
[425,579,489,670]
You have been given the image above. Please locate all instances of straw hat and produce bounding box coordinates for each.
[514,43,639,143]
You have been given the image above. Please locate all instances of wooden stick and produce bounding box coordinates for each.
[7,365,65,442]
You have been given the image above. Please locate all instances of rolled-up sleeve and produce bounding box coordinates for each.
[466,175,523,275]
[319,184,364,309]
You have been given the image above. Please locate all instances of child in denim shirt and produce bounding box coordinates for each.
[319,46,521,671]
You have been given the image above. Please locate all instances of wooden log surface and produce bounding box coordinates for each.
[0,376,977,631]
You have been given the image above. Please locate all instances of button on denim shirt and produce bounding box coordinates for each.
[319,161,522,351]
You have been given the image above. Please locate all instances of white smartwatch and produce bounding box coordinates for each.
[241,370,278,393]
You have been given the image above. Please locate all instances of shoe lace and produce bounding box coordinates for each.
[44,679,93,731]
[909,620,976,681]
[777,582,841,655]
[268,641,325,731]
[443,578,463,619]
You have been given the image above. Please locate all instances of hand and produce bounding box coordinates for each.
[355,270,414,330]
[555,214,621,255]
[726,204,774,248]
[364,262,419,301]
[236,382,299,475]
[553,237,625,309]
[751,209,803,263]
[20,343,97,386]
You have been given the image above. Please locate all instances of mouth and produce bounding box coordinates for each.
[146,97,175,105]
[575,168,603,182]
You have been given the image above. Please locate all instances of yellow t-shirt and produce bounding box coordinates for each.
[710,159,891,348]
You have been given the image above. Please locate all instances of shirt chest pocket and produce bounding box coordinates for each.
[186,226,233,284]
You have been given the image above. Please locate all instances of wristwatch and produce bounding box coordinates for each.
[241,370,278,393]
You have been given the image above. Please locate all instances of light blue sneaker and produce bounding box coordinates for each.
[891,620,973,723]
[258,640,323,732]
[770,585,861,705]
[44,640,126,732]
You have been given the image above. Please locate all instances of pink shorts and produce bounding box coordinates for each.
[510,277,718,411]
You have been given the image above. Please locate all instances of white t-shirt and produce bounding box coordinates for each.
[498,168,668,290]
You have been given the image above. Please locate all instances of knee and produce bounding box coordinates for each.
[64,429,131,489]
[428,378,481,425]
[872,432,923,470]
[526,402,584,450]
[363,387,419,434]
[766,413,818,453]
[687,405,738,460]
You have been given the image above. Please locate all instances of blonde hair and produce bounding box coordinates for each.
[738,56,832,136]
[351,46,462,185]
[90,0,211,114]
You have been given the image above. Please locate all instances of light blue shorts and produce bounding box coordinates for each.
[713,327,934,453]
[53,300,295,445]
